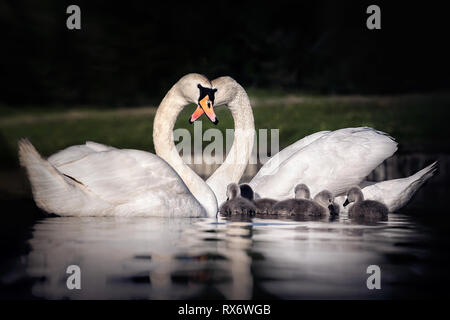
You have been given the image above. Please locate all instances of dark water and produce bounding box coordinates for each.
[1,214,450,300]
[1,153,449,299]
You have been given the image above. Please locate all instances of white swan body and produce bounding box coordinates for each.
[253,130,331,177]
[250,127,436,212]
[19,74,219,217]
[249,127,398,200]
[336,161,438,212]
[47,141,117,167]
[19,141,207,217]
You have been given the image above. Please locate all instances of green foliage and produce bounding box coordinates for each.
[0,93,448,168]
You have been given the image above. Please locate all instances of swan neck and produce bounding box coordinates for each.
[153,85,218,217]
[357,190,364,202]
[206,83,255,205]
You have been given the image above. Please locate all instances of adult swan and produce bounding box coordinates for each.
[18,74,223,217]
[191,77,437,212]
[191,76,397,203]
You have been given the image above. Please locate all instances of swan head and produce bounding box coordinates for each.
[188,76,244,124]
[314,190,339,216]
[226,183,241,200]
[178,74,217,125]
[343,186,364,207]
[211,76,240,106]
[294,183,311,199]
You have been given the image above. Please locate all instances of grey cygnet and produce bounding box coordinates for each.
[239,183,277,215]
[271,184,339,216]
[219,183,256,216]
[343,186,388,219]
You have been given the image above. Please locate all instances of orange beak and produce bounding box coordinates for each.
[189,105,205,123]
[189,95,218,124]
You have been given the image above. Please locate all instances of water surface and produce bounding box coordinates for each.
[2,213,449,299]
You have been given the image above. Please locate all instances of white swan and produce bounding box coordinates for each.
[248,126,398,200]
[250,126,438,213]
[18,74,222,217]
[336,161,438,212]
[191,76,436,212]
[191,77,398,203]
[190,77,386,205]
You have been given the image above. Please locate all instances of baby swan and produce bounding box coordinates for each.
[271,184,338,216]
[343,186,388,219]
[239,183,277,215]
[219,183,256,216]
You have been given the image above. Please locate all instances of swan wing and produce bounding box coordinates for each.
[250,127,397,199]
[251,130,330,182]
[359,161,437,212]
[18,139,114,216]
[54,148,204,215]
[48,141,117,167]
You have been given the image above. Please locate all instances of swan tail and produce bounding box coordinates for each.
[18,138,98,215]
[405,161,438,192]
[393,161,438,211]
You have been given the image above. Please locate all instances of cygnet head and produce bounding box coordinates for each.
[239,183,254,201]
[226,183,241,200]
[343,186,364,207]
[314,190,339,215]
[294,184,311,199]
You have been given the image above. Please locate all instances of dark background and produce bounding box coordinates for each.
[1,0,449,107]
[1,1,450,300]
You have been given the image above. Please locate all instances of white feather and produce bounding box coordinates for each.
[336,161,438,212]
[250,127,398,199]
[19,139,206,217]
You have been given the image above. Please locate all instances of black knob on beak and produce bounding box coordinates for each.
[343,199,350,207]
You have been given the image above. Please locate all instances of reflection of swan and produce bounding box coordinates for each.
[194,76,436,212]
[18,74,220,217]
[343,186,388,219]
[26,217,226,299]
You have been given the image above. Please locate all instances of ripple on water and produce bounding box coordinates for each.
[0,213,443,299]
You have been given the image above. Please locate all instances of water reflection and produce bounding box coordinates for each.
[17,213,449,299]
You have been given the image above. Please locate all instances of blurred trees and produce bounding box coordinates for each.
[0,0,448,106]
